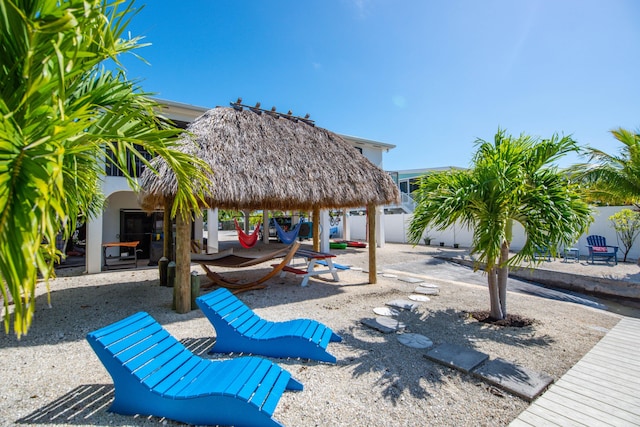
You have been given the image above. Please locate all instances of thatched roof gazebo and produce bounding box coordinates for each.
[140,102,399,312]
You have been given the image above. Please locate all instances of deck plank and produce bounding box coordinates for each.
[509,317,640,426]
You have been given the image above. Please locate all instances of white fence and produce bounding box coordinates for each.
[348,206,640,262]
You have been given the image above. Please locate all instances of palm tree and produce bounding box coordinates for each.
[571,128,640,206]
[0,0,210,337]
[408,130,592,320]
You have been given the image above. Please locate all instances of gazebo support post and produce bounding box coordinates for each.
[244,210,252,233]
[163,198,173,260]
[367,203,377,284]
[175,212,192,313]
[262,209,269,244]
[312,208,320,252]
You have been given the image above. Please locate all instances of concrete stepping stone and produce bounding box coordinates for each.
[471,358,553,401]
[361,317,406,333]
[398,333,433,349]
[414,286,440,296]
[382,273,398,278]
[386,299,420,311]
[350,267,363,271]
[398,276,424,284]
[373,306,399,316]
[424,343,489,373]
[408,294,430,302]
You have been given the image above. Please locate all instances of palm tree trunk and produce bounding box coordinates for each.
[496,241,510,319]
[487,266,503,319]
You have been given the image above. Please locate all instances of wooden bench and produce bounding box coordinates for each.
[274,264,308,275]
[86,312,302,426]
[196,288,342,363]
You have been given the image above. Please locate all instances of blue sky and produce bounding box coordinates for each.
[118,1,640,171]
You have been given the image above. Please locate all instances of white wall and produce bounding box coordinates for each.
[351,206,640,261]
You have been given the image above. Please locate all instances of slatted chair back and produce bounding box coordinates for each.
[586,235,607,247]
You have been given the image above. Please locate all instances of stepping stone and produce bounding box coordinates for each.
[398,276,424,284]
[373,306,399,316]
[361,317,406,333]
[398,333,433,349]
[471,358,554,401]
[414,286,440,296]
[382,273,398,278]
[418,283,439,288]
[408,294,430,302]
[350,267,363,271]
[386,299,420,311]
[424,343,489,373]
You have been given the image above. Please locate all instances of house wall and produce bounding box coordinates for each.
[360,146,383,167]
[349,206,640,261]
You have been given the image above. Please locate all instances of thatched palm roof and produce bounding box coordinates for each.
[140,106,399,211]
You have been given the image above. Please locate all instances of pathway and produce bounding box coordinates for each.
[509,316,640,426]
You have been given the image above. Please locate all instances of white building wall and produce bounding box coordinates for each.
[353,206,640,261]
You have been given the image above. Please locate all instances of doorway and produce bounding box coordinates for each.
[119,210,155,259]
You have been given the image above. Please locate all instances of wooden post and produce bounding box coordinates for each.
[158,257,168,287]
[163,198,173,261]
[174,212,191,313]
[367,203,377,284]
[190,272,200,311]
[312,208,320,252]
[262,209,269,244]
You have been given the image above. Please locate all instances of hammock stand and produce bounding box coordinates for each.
[193,242,301,293]
[234,218,261,248]
[273,219,302,244]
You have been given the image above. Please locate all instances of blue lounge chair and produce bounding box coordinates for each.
[196,288,342,363]
[86,312,302,427]
[586,235,618,265]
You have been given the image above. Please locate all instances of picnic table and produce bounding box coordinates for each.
[277,247,341,287]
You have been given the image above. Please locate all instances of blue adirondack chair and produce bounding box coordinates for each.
[196,288,342,363]
[586,235,618,265]
[86,312,302,427]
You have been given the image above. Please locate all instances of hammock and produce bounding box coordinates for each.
[194,242,300,293]
[272,219,302,244]
[234,218,261,248]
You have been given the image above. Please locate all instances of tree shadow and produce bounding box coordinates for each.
[338,308,554,405]
[0,272,344,349]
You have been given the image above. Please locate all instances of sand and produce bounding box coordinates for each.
[1,239,635,427]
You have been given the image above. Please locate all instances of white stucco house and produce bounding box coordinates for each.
[84,99,397,273]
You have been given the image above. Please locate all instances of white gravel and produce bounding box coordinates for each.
[0,242,629,427]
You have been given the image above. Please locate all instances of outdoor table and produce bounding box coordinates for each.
[102,241,140,270]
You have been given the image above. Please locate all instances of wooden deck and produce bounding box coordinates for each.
[510,316,640,426]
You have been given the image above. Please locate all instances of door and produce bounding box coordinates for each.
[120,211,154,259]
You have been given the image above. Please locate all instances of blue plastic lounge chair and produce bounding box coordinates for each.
[196,288,342,363]
[586,235,618,265]
[86,312,302,427]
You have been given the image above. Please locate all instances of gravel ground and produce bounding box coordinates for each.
[1,240,632,427]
